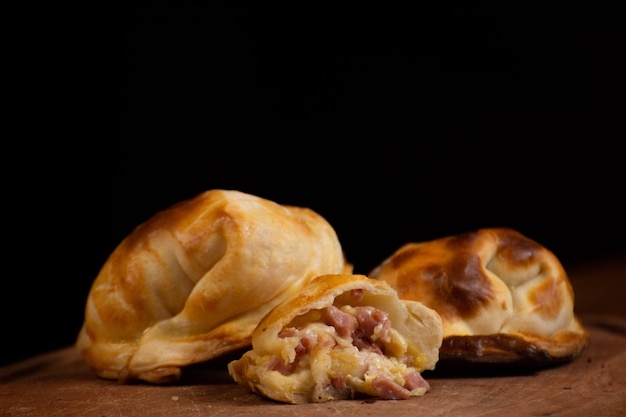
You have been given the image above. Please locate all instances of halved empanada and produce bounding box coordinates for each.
[76,189,351,383]
[228,273,442,404]
[369,228,589,368]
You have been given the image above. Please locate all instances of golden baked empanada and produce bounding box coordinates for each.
[76,189,351,383]
[369,228,588,368]
[228,273,442,403]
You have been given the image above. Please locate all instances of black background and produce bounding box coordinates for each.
[5,3,624,366]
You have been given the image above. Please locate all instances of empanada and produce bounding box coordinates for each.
[228,273,443,404]
[369,228,589,368]
[76,189,351,383]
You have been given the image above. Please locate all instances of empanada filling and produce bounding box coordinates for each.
[264,290,429,401]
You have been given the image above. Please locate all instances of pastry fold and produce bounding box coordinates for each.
[76,189,350,383]
[228,273,443,404]
[369,228,589,368]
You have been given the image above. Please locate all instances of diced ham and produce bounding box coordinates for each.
[271,329,318,375]
[266,355,297,375]
[295,331,318,356]
[331,376,347,390]
[354,306,391,343]
[371,376,411,400]
[403,371,429,391]
[346,306,390,353]
[323,305,358,338]
[320,304,393,354]
[352,327,381,353]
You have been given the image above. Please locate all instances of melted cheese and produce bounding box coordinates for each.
[268,305,425,401]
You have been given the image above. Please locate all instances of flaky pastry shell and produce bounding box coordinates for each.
[76,189,350,383]
[369,228,589,368]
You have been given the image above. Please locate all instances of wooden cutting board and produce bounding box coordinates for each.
[2,316,624,417]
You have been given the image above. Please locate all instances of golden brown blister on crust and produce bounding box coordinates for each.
[76,189,351,383]
[369,228,589,368]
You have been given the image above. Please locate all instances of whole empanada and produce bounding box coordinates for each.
[369,228,589,368]
[76,189,351,383]
[228,273,443,404]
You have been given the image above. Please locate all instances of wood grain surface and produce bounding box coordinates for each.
[3,252,624,416]
[2,317,624,417]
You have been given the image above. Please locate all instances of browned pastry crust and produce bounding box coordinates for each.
[76,189,351,383]
[369,228,589,368]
